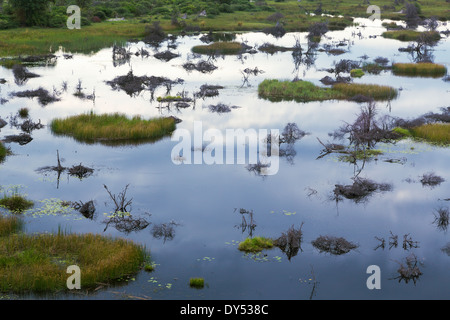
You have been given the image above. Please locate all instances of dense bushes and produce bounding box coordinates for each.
[0,0,274,29]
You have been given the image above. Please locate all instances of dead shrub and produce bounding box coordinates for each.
[311,235,358,255]
[273,224,304,260]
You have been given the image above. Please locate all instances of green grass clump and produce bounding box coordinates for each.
[50,112,176,145]
[392,127,413,137]
[350,69,365,78]
[381,30,441,42]
[394,124,450,145]
[0,215,23,237]
[0,194,34,213]
[332,82,398,101]
[0,143,11,163]
[189,277,205,289]
[410,123,450,145]
[18,107,29,118]
[238,236,274,253]
[258,79,343,102]
[192,41,244,55]
[258,79,397,102]
[338,149,383,162]
[0,232,145,293]
[392,63,447,78]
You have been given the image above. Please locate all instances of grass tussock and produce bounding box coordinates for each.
[0,215,22,237]
[258,79,397,102]
[0,143,11,163]
[392,63,447,78]
[350,69,365,78]
[332,82,398,101]
[238,236,274,252]
[409,123,450,145]
[192,41,244,55]
[50,112,176,144]
[0,232,145,293]
[0,194,34,213]
[189,277,205,289]
[382,30,441,42]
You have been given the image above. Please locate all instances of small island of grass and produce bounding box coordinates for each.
[189,277,205,289]
[0,194,34,213]
[0,143,11,164]
[50,112,177,145]
[258,79,397,103]
[192,41,245,55]
[392,62,447,78]
[0,221,146,293]
[381,30,441,42]
[394,123,450,145]
[350,69,365,78]
[238,236,274,252]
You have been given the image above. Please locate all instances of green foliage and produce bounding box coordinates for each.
[238,236,274,252]
[350,69,365,78]
[0,143,11,164]
[192,41,244,55]
[0,215,23,237]
[0,194,34,213]
[9,0,52,26]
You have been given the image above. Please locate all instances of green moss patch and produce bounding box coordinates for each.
[238,236,274,252]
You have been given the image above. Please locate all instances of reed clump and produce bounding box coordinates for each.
[0,194,34,213]
[392,62,447,78]
[258,79,397,102]
[0,215,22,237]
[50,112,176,144]
[0,143,11,163]
[409,123,450,145]
[192,41,244,55]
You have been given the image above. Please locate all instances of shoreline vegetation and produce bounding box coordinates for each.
[50,112,177,145]
[258,79,398,102]
[0,0,449,57]
[0,215,146,293]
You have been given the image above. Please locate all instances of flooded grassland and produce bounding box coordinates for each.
[0,18,449,300]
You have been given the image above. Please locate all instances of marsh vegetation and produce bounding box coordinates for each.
[50,112,177,145]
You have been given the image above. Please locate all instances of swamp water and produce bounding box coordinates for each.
[0,18,449,299]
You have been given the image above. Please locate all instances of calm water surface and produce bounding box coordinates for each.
[0,18,449,300]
